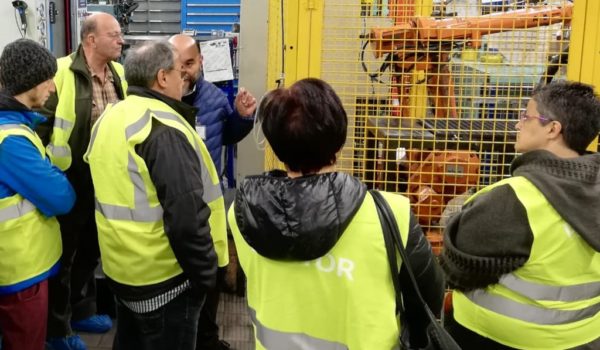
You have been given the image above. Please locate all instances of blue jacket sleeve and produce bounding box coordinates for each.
[223,108,254,146]
[0,135,75,217]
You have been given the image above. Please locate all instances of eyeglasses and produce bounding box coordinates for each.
[103,32,124,40]
[519,111,552,124]
[169,68,186,79]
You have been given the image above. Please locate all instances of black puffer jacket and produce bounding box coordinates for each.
[235,170,445,346]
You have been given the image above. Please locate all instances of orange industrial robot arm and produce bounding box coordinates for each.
[364,2,573,234]
[369,2,573,58]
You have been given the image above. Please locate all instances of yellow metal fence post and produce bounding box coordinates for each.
[567,0,600,151]
[264,0,325,170]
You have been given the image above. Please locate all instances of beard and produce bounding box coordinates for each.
[182,80,194,95]
[183,71,203,95]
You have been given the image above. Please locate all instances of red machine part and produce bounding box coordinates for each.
[406,150,480,227]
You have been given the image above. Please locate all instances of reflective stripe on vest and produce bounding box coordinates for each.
[86,95,227,285]
[47,117,74,158]
[90,109,222,221]
[47,144,70,158]
[230,191,409,349]
[0,198,36,221]
[0,123,62,290]
[0,124,40,138]
[248,308,349,350]
[54,116,74,130]
[124,109,221,204]
[49,55,126,170]
[499,273,600,302]
[464,289,600,325]
[0,124,40,221]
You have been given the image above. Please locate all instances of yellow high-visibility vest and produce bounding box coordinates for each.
[48,55,127,170]
[230,191,411,349]
[85,95,228,286]
[0,124,62,291]
[453,176,600,350]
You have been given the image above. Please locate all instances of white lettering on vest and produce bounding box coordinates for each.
[306,254,355,281]
[563,223,574,238]
[316,254,336,273]
[337,257,354,281]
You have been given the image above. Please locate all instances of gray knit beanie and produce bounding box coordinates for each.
[0,39,57,96]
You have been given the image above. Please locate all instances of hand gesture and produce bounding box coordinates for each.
[234,87,257,117]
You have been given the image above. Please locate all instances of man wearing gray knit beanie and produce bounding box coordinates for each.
[37,12,127,350]
[0,38,57,97]
[0,38,75,350]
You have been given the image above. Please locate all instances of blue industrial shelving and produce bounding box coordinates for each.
[181,0,241,35]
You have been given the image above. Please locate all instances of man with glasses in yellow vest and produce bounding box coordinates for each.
[0,39,75,350]
[37,12,128,350]
[84,40,227,350]
[441,81,600,349]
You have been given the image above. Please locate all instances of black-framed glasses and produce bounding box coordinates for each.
[519,110,552,123]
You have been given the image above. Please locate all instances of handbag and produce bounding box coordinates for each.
[370,190,461,350]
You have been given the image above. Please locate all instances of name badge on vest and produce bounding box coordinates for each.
[195,125,206,140]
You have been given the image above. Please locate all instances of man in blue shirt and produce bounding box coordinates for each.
[169,34,257,177]
[169,34,257,350]
[0,38,75,350]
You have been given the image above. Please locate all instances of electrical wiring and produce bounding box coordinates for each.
[14,7,27,38]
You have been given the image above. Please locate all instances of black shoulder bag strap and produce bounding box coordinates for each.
[370,190,461,350]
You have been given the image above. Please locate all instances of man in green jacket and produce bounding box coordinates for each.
[38,12,127,350]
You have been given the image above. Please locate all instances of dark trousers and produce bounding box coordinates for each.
[114,290,205,350]
[196,189,236,349]
[196,268,226,349]
[47,192,100,337]
[0,280,48,350]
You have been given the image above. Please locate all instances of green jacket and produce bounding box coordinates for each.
[37,45,126,183]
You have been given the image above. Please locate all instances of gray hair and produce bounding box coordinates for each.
[80,16,97,42]
[124,40,176,88]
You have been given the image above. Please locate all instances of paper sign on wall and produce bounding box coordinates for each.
[200,39,234,82]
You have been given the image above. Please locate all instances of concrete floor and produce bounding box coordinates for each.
[81,294,255,350]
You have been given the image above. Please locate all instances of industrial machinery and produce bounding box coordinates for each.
[368,1,573,119]
[406,150,480,226]
[11,0,52,48]
[86,0,138,33]
[365,1,573,239]
[114,0,138,33]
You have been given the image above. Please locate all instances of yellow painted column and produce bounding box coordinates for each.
[266,0,284,90]
[295,0,323,79]
[567,0,600,151]
[264,0,325,170]
[409,0,432,123]
[416,0,433,17]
